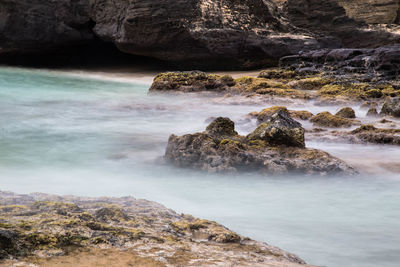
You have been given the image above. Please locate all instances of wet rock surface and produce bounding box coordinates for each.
[165,117,357,175]
[381,97,400,117]
[0,191,311,267]
[280,46,400,82]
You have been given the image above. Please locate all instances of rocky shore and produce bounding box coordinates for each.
[0,191,312,267]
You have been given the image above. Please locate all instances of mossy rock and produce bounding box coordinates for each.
[310,112,360,128]
[289,110,314,120]
[257,106,289,124]
[258,69,296,80]
[335,107,356,119]
[291,77,333,90]
[206,117,238,138]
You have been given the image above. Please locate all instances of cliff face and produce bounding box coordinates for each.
[89,0,318,68]
[338,0,400,24]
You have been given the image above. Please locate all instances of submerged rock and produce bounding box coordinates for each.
[165,117,357,175]
[380,97,400,117]
[366,108,379,117]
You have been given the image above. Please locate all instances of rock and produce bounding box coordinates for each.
[310,112,360,128]
[165,117,357,175]
[335,107,356,118]
[289,110,314,120]
[0,0,93,54]
[90,0,320,69]
[248,110,305,148]
[281,46,400,81]
[205,117,238,138]
[283,0,400,48]
[366,108,379,117]
[258,69,297,79]
[0,191,312,267]
[257,106,289,123]
[149,72,236,93]
[380,97,400,117]
[350,125,400,145]
[338,0,400,24]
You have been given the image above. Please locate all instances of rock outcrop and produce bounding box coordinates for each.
[0,191,311,267]
[281,46,400,81]
[89,0,319,68]
[165,116,357,175]
[338,0,400,24]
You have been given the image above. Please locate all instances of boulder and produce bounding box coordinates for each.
[165,117,357,175]
[350,125,400,145]
[335,107,356,118]
[366,108,379,117]
[248,110,305,148]
[380,97,400,117]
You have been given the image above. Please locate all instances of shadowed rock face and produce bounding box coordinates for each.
[0,0,94,54]
[89,0,319,69]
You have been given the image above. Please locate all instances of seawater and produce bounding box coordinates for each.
[0,66,399,267]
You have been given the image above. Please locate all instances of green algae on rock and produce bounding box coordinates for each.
[310,112,360,128]
[0,191,312,267]
[165,117,357,175]
[335,107,356,118]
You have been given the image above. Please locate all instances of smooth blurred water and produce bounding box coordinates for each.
[1,66,400,267]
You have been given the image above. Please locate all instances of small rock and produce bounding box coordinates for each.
[380,97,400,117]
[366,108,379,117]
[310,111,360,128]
[335,107,356,118]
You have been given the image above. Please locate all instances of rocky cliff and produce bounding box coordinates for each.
[0,0,399,68]
[338,0,400,24]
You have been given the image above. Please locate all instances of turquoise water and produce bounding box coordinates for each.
[1,66,400,267]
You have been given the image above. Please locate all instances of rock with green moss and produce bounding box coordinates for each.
[149,72,237,93]
[249,111,305,148]
[348,125,400,145]
[0,191,312,267]
[165,117,356,175]
[310,112,360,128]
[335,107,356,118]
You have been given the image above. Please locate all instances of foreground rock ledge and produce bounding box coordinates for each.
[0,191,312,267]
[165,116,357,176]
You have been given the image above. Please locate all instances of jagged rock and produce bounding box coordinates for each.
[310,112,360,128]
[165,117,357,175]
[248,111,305,148]
[281,45,400,81]
[381,97,400,117]
[336,107,356,118]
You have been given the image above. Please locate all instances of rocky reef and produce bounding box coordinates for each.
[0,191,312,267]
[165,114,357,175]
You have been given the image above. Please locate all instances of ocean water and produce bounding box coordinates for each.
[0,66,399,267]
